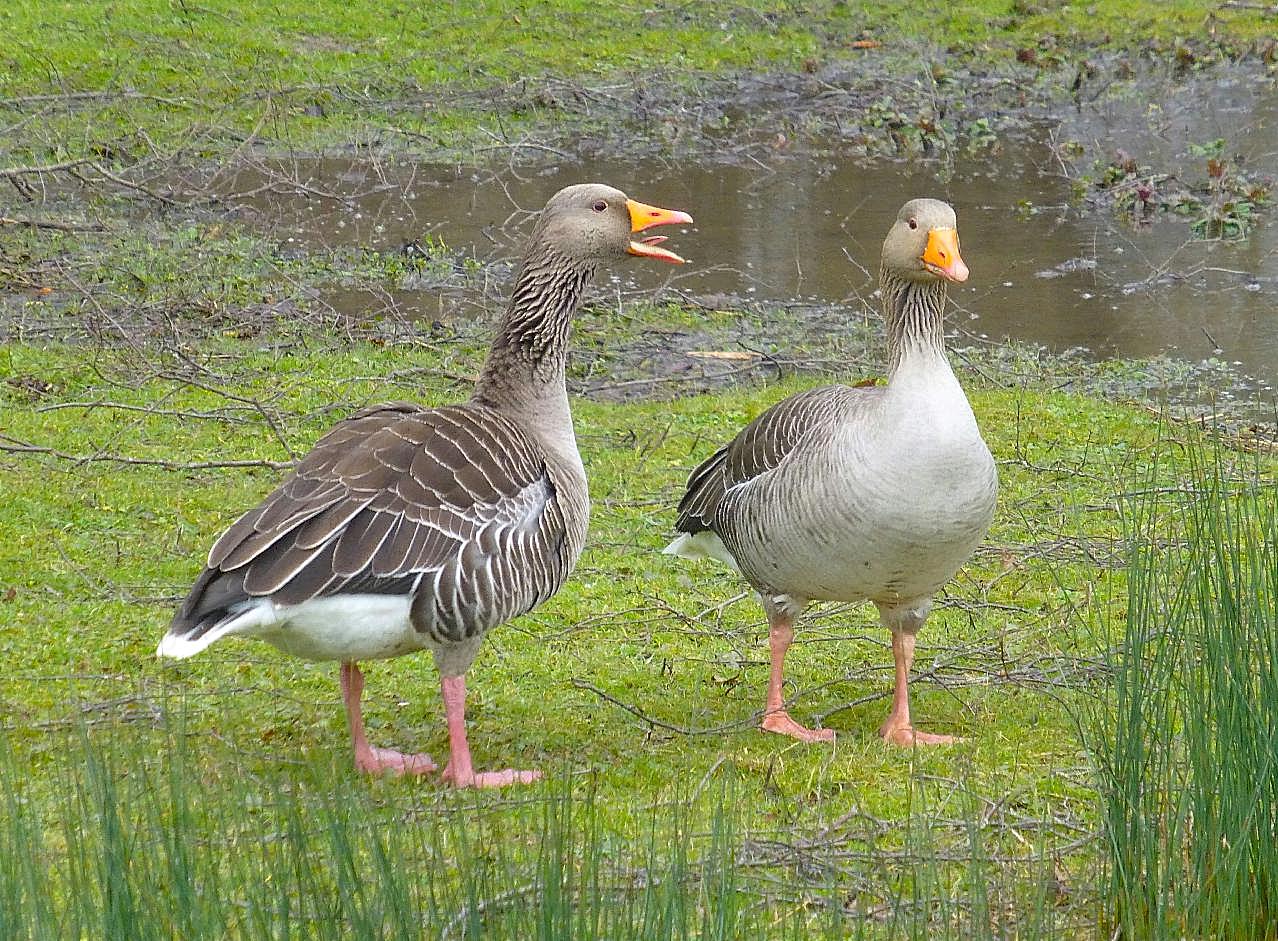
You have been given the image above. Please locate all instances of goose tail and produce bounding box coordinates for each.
[662,531,740,572]
[157,568,273,660]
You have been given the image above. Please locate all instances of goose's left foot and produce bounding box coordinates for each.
[878,627,962,747]
[761,710,836,743]
[441,766,543,789]
[439,673,541,790]
[342,661,437,776]
[879,722,961,747]
[356,746,437,776]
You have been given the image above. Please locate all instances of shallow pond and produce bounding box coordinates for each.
[215,74,1277,397]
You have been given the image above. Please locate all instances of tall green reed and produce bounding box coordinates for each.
[0,715,1082,939]
[1094,440,1278,938]
[0,721,835,940]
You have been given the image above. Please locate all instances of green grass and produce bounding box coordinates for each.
[6,329,1273,935]
[0,221,476,341]
[5,2,1277,932]
[0,721,1081,939]
[3,1,1273,161]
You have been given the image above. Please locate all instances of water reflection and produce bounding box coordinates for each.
[216,80,1277,391]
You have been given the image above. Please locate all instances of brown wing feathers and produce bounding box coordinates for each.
[171,402,560,640]
[674,384,873,536]
[672,444,732,535]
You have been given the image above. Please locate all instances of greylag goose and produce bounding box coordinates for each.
[664,198,995,746]
[159,184,693,787]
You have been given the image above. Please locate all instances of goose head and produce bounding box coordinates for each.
[881,198,968,284]
[531,183,693,266]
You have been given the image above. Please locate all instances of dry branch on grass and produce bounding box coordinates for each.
[0,434,293,471]
[0,215,106,232]
[0,157,95,178]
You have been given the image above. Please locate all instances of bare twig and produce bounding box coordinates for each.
[81,162,179,206]
[0,90,194,108]
[476,126,573,160]
[0,215,106,232]
[583,361,766,395]
[441,882,538,941]
[37,400,256,424]
[0,434,292,471]
[1219,1,1278,11]
[157,372,296,459]
[0,157,94,177]
[572,679,759,736]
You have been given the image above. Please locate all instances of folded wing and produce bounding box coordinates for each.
[674,384,874,535]
[169,402,568,648]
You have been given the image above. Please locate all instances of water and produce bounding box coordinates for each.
[213,77,1278,393]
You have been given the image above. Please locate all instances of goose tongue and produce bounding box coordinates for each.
[629,233,686,264]
[626,199,693,264]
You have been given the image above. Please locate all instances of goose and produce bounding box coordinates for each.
[664,198,995,746]
[159,183,693,787]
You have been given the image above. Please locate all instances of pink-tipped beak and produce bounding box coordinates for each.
[921,227,968,283]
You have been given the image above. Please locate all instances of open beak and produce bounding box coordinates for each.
[626,198,693,264]
[921,227,968,283]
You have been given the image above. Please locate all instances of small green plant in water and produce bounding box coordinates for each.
[1187,140,1270,239]
[1092,137,1271,239]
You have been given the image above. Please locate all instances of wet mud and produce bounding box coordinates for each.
[4,60,1276,408]
[202,66,1277,396]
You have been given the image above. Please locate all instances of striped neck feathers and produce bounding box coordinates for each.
[473,245,596,408]
[880,266,949,377]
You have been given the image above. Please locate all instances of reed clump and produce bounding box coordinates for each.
[1094,443,1278,939]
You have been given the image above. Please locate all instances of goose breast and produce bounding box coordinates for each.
[718,390,996,604]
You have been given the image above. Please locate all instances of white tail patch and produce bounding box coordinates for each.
[662,532,740,572]
[155,600,277,660]
[157,594,422,663]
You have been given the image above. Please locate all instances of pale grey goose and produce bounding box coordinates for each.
[159,184,693,787]
[665,198,995,746]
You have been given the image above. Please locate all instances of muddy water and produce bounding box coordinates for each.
[221,83,1278,394]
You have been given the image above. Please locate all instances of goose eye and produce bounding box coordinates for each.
[592,200,608,213]
[907,218,918,230]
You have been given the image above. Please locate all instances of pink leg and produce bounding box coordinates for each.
[877,631,960,747]
[340,661,436,776]
[759,613,835,743]
[439,674,541,789]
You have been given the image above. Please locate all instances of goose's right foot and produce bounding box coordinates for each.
[760,614,833,743]
[355,745,437,776]
[761,710,836,743]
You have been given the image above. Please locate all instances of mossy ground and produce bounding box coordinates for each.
[5,1,1274,160]
[1,324,1232,932]
[5,0,1275,356]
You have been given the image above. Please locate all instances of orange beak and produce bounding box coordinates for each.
[626,198,693,264]
[921,227,968,283]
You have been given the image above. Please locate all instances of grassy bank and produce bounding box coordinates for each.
[0,726,1080,939]
[4,0,1274,163]
[3,331,1274,934]
[1093,444,1278,938]
[5,0,1275,379]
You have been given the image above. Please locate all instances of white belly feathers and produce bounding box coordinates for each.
[712,380,997,606]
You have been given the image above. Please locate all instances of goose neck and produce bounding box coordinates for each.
[470,245,594,472]
[881,268,949,377]
[472,246,594,410]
